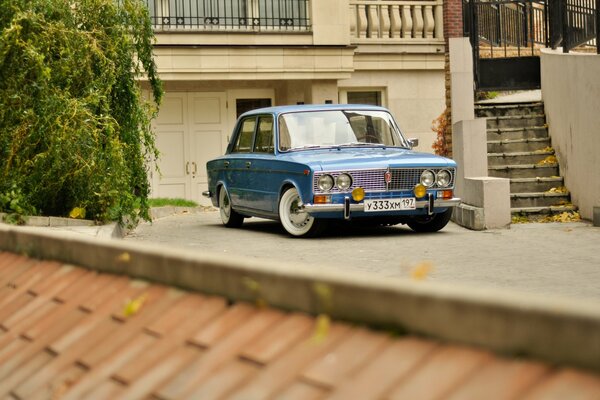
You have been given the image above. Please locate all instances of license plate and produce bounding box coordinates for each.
[364,198,416,212]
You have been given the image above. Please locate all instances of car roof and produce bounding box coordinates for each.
[238,103,390,118]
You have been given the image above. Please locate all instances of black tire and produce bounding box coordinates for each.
[407,208,453,233]
[218,187,244,228]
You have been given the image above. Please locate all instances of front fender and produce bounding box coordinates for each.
[279,176,313,205]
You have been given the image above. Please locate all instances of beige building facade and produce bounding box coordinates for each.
[146,0,446,203]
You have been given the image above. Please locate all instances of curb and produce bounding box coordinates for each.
[1,223,599,372]
[0,206,215,239]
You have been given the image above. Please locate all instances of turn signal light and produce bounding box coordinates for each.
[313,195,331,204]
[413,184,427,198]
[441,190,453,200]
[352,187,365,202]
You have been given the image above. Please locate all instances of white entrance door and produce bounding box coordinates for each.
[152,92,227,205]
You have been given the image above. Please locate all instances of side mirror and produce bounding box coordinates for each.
[408,138,419,148]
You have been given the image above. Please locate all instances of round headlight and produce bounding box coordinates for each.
[318,174,334,191]
[420,170,435,187]
[336,173,353,190]
[436,170,451,187]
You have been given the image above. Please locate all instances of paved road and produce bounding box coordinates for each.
[124,210,600,302]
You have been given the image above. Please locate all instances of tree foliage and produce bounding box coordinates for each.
[0,0,162,223]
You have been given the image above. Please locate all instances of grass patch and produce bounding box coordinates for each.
[148,198,198,208]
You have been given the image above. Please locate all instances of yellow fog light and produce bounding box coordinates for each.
[413,184,427,198]
[352,187,365,202]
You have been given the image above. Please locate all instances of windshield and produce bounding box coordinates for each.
[278,110,409,151]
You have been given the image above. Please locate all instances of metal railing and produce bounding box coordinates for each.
[145,0,310,31]
[464,0,548,57]
[550,0,599,53]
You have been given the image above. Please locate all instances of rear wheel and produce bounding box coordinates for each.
[279,187,325,237]
[219,187,244,228]
[407,208,453,233]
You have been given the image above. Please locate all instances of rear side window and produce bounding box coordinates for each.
[254,116,274,154]
[232,118,256,153]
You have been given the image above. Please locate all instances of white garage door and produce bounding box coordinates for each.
[151,92,227,206]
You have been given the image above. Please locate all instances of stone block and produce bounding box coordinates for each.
[26,216,50,227]
[464,177,511,229]
[451,119,488,198]
[452,203,485,230]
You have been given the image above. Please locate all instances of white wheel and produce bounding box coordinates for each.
[219,187,243,228]
[279,187,323,237]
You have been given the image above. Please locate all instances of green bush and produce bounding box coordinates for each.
[0,0,162,223]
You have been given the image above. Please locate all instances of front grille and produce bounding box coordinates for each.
[313,168,455,193]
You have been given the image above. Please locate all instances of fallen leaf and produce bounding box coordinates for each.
[116,252,131,263]
[311,314,331,344]
[536,155,557,166]
[69,207,86,219]
[411,262,433,281]
[123,293,148,318]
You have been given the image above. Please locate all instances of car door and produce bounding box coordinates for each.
[244,115,279,213]
[227,116,256,207]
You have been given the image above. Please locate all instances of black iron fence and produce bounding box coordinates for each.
[549,0,599,52]
[463,0,548,57]
[144,0,310,31]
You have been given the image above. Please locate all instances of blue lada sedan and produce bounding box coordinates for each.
[203,104,460,237]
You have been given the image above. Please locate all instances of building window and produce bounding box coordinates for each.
[346,91,382,106]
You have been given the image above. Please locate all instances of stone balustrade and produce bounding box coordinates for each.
[349,0,444,42]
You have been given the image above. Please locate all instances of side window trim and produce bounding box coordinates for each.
[253,115,275,154]
[231,116,257,154]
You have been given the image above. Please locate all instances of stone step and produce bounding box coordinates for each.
[510,192,571,208]
[488,151,554,166]
[487,126,549,141]
[488,163,559,179]
[510,177,565,193]
[475,102,545,118]
[511,204,577,215]
[487,137,550,153]
[485,114,546,130]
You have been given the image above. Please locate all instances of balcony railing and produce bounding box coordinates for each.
[145,0,310,31]
[349,0,444,41]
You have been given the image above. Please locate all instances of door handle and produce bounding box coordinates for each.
[186,161,190,175]
[192,162,197,174]
[245,161,252,168]
[224,161,230,168]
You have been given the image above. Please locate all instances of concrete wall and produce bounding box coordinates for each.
[339,70,445,152]
[540,49,600,220]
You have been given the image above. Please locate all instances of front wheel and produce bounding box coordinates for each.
[279,187,325,237]
[219,187,244,228]
[407,208,453,233]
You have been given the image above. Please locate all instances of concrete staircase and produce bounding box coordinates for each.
[476,101,576,218]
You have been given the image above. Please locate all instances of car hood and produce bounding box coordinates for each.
[278,147,456,171]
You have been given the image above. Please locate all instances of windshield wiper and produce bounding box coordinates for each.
[288,144,330,151]
[337,142,387,147]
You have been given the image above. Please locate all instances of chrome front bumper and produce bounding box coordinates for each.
[302,196,461,219]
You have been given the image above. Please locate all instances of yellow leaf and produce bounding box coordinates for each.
[536,155,557,166]
[243,277,260,293]
[534,146,554,154]
[243,277,267,309]
[547,186,568,194]
[311,314,330,344]
[116,252,131,263]
[123,293,148,318]
[411,262,433,281]
[69,207,86,219]
[313,282,333,312]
